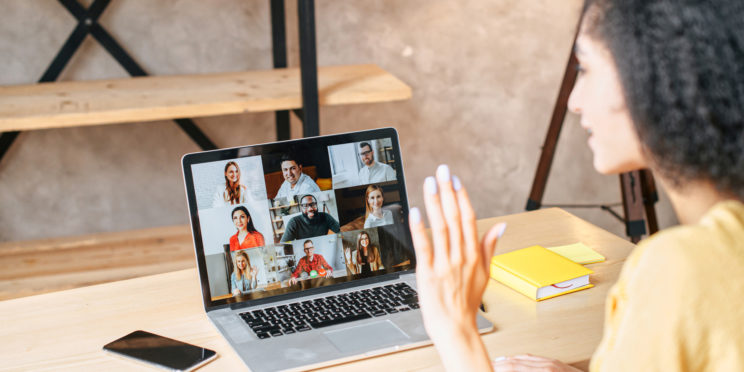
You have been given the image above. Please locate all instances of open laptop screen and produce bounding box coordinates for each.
[182,128,415,309]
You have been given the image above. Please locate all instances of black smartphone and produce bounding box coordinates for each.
[103,330,217,371]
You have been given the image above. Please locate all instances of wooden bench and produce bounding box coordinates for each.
[0,225,194,301]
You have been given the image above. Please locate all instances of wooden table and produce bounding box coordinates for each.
[0,208,635,371]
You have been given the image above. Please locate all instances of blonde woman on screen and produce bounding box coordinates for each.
[231,250,258,296]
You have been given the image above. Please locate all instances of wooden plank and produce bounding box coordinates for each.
[0,64,412,132]
[0,224,194,300]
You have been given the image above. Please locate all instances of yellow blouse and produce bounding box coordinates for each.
[591,201,744,371]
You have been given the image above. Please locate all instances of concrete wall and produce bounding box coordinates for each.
[0,0,677,242]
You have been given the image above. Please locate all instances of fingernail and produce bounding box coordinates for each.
[493,356,506,362]
[409,207,421,223]
[424,176,437,194]
[436,164,450,182]
[496,223,507,238]
[452,175,462,191]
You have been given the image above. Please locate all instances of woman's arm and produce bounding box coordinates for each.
[374,247,384,270]
[213,186,226,207]
[230,273,240,295]
[249,266,259,289]
[409,165,505,371]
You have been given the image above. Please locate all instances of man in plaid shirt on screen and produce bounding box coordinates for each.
[289,239,333,285]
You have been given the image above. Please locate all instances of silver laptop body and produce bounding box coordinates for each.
[182,128,493,371]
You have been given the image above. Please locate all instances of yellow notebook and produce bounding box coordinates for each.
[490,245,594,301]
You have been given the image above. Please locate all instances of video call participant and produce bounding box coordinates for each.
[356,231,384,273]
[231,250,258,295]
[229,206,265,251]
[275,154,320,200]
[280,195,340,242]
[288,240,333,285]
[213,161,249,207]
[364,184,394,228]
[358,142,396,184]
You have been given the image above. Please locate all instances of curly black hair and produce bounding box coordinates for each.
[582,0,744,198]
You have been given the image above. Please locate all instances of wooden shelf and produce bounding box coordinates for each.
[0,225,194,300]
[0,64,411,132]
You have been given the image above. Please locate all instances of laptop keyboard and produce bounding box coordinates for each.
[239,282,419,339]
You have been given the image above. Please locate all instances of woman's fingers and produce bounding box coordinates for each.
[453,176,478,259]
[435,165,464,263]
[423,176,450,264]
[481,222,507,272]
[409,207,433,268]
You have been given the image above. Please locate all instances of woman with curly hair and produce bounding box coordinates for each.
[409,0,744,371]
[356,231,384,274]
[228,206,265,251]
[213,161,249,207]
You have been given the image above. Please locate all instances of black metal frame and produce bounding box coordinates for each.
[0,0,322,164]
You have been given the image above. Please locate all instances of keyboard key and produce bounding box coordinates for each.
[256,332,270,339]
[269,329,283,337]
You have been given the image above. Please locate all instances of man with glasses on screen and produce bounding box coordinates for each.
[288,239,334,285]
[280,195,340,242]
[358,142,396,184]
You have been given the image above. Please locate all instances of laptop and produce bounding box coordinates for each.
[181,127,493,371]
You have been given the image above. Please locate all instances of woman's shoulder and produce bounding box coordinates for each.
[629,211,744,299]
[637,201,744,266]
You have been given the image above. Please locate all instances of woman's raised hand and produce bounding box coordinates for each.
[409,165,506,371]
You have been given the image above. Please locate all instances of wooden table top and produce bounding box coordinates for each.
[0,208,635,371]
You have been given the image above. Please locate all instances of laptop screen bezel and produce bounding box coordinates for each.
[181,127,415,311]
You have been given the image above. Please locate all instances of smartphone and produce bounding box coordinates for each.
[103,330,217,371]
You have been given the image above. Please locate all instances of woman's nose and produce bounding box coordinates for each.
[568,85,582,115]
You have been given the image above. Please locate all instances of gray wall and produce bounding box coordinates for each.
[0,0,677,242]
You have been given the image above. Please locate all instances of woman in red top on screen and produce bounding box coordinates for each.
[229,206,265,251]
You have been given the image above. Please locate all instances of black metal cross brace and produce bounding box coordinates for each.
[0,0,217,164]
[0,0,323,165]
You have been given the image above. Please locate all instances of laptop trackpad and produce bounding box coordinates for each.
[324,320,410,354]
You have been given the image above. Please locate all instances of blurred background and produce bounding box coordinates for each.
[0,0,677,243]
